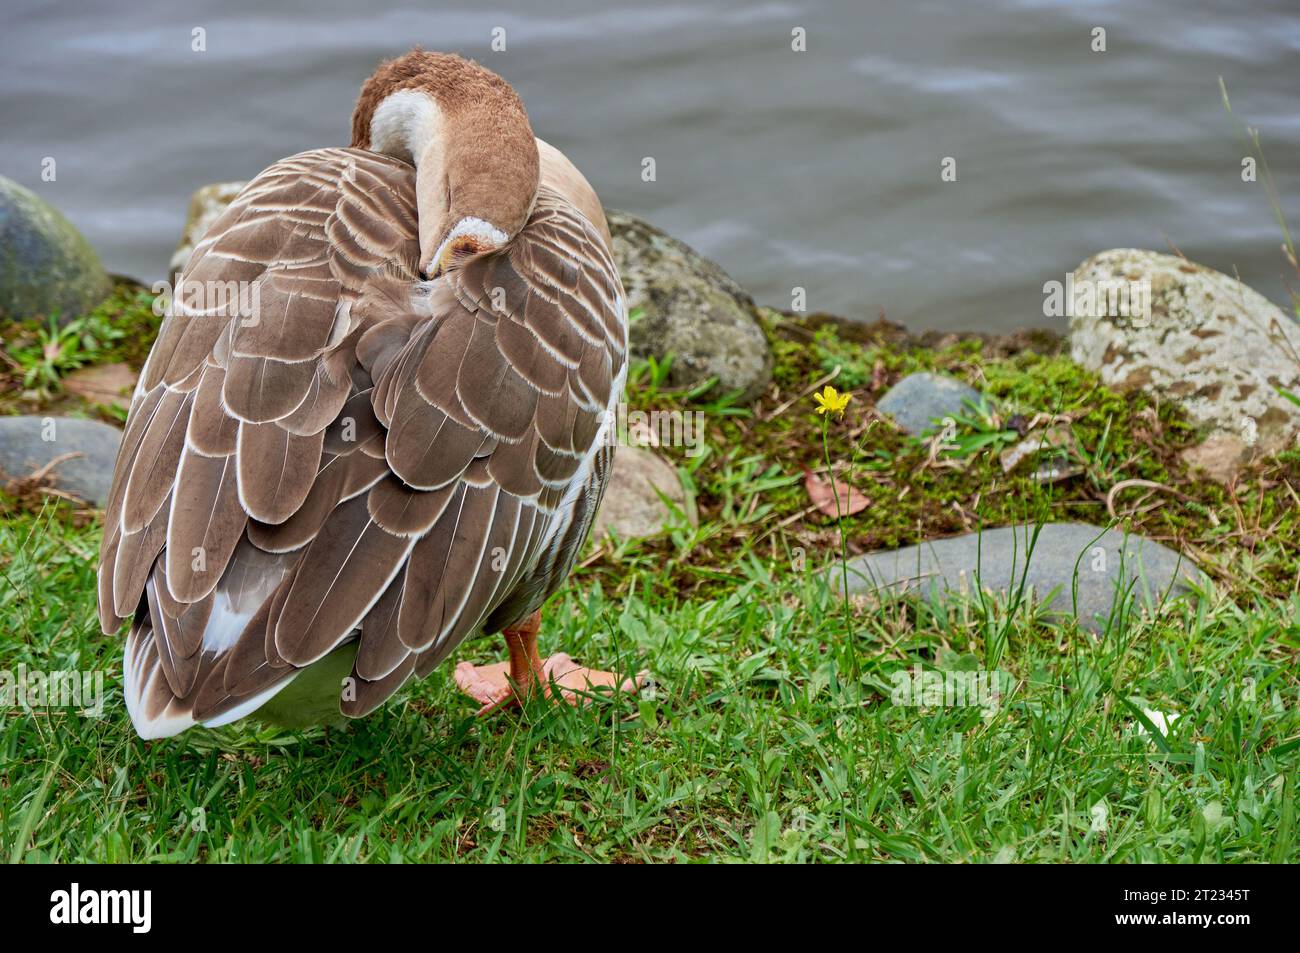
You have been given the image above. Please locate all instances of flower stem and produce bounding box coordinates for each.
[821,415,858,682]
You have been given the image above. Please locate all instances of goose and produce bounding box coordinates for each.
[98,50,644,738]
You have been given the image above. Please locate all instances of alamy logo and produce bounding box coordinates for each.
[603,402,706,457]
[1,666,105,718]
[1041,273,1151,323]
[889,665,1013,711]
[49,883,151,933]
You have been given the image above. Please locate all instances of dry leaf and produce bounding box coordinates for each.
[62,362,138,410]
[803,468,870,516]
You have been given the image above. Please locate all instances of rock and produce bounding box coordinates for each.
[876,372,988,437]
[61,362,138,412]
[0,416,122,505]
[1069,248,1300,456]
[168,181,247,277]
[998,424,1082,483]
[833,522,1204,633]
[0,175,112,324]
[1181,432,1254,485]
[592,445,694,539]
[608,209,772,403]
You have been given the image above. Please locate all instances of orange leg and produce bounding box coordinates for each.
[453,610,647,716]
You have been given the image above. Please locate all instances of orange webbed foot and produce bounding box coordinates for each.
[454,654,647,717]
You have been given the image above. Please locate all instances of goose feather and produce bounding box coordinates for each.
[99,137,626,738]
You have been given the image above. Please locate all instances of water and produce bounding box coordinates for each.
[3,0,1298,332]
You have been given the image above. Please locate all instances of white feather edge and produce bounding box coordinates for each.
[535,349,626,554]
[123,602,304,739]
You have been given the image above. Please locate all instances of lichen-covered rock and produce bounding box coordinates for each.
[0,175,111,324]
[0,415,122,505]
[608,210,772,403]
[168,181,247,276]
[1069,248,1300,454]
[592,445,695,539]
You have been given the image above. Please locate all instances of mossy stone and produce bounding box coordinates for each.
[609,210,772,403]
[0,175,112,325]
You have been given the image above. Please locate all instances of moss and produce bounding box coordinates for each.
[605,312,1300,606]
[0,279,159,420]
[0,174,112,323]
[7,287,1298,605]
[82,279,164,368]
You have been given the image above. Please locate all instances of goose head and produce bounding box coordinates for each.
[350,50,540,277]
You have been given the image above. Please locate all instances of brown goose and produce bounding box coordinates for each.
[98,50,642,738]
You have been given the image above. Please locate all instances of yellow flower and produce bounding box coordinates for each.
[813,384,851,418]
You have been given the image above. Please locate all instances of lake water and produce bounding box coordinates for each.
[3,0,1298,331]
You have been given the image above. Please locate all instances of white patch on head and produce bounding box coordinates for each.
[369,89,442,163]
[428,217,510,273]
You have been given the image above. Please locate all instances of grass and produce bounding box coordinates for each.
[1,291,1298,863]
[0,280,158,420]
[2,504,1297,862]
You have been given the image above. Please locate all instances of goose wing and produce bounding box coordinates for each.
[100,148,626,737]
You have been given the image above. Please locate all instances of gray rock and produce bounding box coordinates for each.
[168,181,247,277]
[592,445,695,539]
[833,522,1204,633]
[1069,248,1300,455]
[608,210,772,403]
[0,175,112,324]
[877,372,988,437]
[0,416,122,505]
